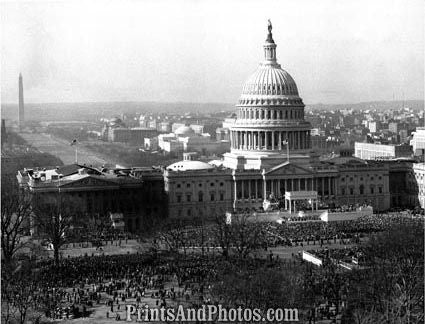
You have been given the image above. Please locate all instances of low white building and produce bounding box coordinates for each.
[413,163,425,208]
[158,125,230,155]
[354,142,412,160]
[144,137,159,151]
[410,127,425,156]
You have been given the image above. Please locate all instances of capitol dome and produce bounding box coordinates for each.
[175,125,195,136]
[109,117,124,127]
[167,160,215,171]
[238,21,302,105]
[227,21,312,157]
[241,67,299,98]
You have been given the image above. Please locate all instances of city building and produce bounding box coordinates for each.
[354,142,413,160]
[368,121,379,133]
[413,163,425,208]
[388,160,418,208]
[311,135,340,153]
[410,127,425,156]
[216,127,230,141]
[183,152,199,161]
[222,114,237,129]
[164,161,233,218]
[171,123,185,132]
[109,127,158,144]
[399,129,409,143]
[158,125,230,155]
[101,117,125,140]
[101,117,158,144]
[158,133,184,154]
[16,164,167,233]
[190,124,204,135]
[148,119,157,129]
[144,137,159,151]
[328,157,390,210]
[139,115,148,128]
[172,123,204,134]
[158,122,172,133]
[388,122,398,133]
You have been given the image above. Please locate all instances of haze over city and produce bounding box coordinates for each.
[1,0,424,105]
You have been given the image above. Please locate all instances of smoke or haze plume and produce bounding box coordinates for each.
[1,0,423,104]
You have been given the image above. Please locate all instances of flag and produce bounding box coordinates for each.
[70,139,77,146]
[282,140,288,145]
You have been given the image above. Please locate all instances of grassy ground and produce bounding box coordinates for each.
[19,132,108,166]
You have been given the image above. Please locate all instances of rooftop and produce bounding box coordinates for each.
[17,164,147,189]
[167,160,215,172]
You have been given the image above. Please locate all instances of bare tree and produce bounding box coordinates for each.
[212,212,264,259]
[344,221,424,323]
[211,261,303,311]
[13,276,38,324]
[351,308,382,324]
[1,261,41,324]
[229,212,264,259]
[156,218,193,255]
[212,214,232,257]
[1,276,17,324]
[32,194,75,265]
[1,182,32,265]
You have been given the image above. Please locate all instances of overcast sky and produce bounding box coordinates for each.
[1,0,424,105]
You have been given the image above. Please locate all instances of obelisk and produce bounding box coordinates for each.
[19,73,24,130]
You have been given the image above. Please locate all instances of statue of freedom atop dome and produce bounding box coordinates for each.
[266,19,274,43]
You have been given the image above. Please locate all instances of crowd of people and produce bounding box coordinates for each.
[157,212,423,253]
[6,211,422,322]
[55,215,151,255]
[26,253,222,320]
[267,212,423,246]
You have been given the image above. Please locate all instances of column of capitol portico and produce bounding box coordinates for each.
[300,131,303,149]
[277,179,281,197]
[265,131,269,149]
[278,132,282,150]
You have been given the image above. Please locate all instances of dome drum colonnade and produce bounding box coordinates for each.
[230,129,311,151]
[229,21,311,154]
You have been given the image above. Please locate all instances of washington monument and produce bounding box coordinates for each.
[18,73,24,129]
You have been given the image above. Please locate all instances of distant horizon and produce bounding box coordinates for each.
[1,98,423,107]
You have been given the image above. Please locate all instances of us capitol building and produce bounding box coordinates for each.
[164,22,396,219]
[18,23,420,231]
